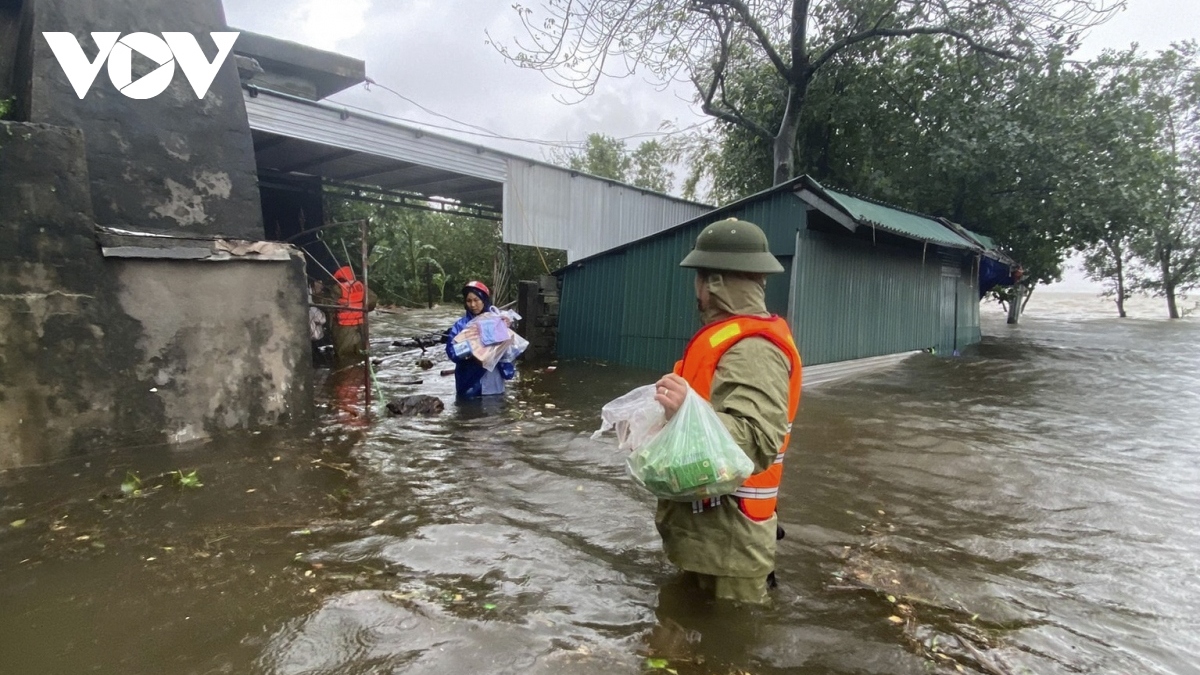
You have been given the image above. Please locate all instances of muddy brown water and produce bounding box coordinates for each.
[1,296,1197,675]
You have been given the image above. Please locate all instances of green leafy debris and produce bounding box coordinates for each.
[170,470,203,489]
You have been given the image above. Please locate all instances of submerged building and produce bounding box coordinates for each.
[555,176,1015,375]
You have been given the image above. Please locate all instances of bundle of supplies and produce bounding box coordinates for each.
[592,383,753,501]
[451,309,529,371]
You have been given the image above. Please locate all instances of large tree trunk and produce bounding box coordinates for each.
[1161,255,1179,319]
[1166,282,1179,319]
[773,85,805,185]
[1007,284,1024,324]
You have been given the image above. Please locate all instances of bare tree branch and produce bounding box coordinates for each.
[691,7,774,141]
[792,0,811,75]
[703,0,792,77]
[809,25,1016,77]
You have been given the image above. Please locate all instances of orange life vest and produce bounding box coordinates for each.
[336,280,366,326]
[673,315,802,521]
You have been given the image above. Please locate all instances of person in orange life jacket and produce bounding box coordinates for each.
[445,281,516,399]
[330,265,378,361]
[652,218,802,605]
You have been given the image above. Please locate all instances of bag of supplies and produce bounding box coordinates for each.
[592,383,754,501]
[453,310,528,371]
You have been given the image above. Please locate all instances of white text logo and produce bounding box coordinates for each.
[42,32,240,100]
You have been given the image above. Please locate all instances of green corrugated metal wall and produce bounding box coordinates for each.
[557,250,628,363]
[557,192,980,370]
[790,229,950,365]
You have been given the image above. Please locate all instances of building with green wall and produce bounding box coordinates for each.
[555,176,1012,371]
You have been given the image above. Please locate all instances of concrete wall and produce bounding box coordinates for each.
[112,258,311,445]
[25,0,262,238]
[0,120,310,470]
[0,121,157,468]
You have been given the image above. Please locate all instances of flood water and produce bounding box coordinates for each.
[1,293,1197,675]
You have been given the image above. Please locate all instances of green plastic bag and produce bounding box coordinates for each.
[594,383,754,501]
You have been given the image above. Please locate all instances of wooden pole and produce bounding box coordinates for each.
[360,219,371,411]
[425,261,433,309]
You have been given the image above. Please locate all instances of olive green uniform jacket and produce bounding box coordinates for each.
[654,273,794,596]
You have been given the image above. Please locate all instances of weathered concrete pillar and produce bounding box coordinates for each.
[514,277,560,360]
[25,0,262,238]
[0,121,153,468]
[517,280,540,344]
[0,0,313,469]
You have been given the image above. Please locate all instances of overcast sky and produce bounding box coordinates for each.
[222,0,1200,292]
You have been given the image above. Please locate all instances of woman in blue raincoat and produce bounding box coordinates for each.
[446,281,516,398]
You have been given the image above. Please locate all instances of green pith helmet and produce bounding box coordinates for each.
[679,218,785,274]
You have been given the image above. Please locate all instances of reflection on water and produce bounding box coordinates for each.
[1,296,1197,675]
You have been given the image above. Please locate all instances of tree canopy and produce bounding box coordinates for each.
[497,0,1121,184]
[550,132,678,193]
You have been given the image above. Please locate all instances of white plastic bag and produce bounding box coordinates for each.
[593,383,755,501]
[505,333,530,362]
[591,385,666,451]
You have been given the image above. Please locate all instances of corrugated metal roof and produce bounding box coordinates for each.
[816,185,980,250]
[503,160,711,262]
[972,232,998,249]
[560,175,990,271]
[243,86,710,261]
[244,88,509,187]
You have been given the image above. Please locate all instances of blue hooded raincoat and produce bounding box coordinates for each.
[446,289,515,398]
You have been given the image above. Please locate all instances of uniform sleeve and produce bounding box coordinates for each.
[366,288,379,311]
[708,337,793,473]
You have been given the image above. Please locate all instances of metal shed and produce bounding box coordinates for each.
[241,87,711,262]
[556,176,1001,371]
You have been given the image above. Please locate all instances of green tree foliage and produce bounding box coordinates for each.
[689,36,1104,293]
[552,133,677,192]
[560,133,631,180]
[1125,44,1200,318]
[318,196,565,308]
[629,139,677,193]
[497,0,1119,185]
[1077,49,1169,317]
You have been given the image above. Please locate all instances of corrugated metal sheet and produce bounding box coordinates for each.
[822,187,980,250]
[964,230,998,250]
[556,251,628,363]
[790,229,948,366]
[618,225,705,368]
[504,160,711,262]
[244,90,508,183]
[802,351,921,388]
